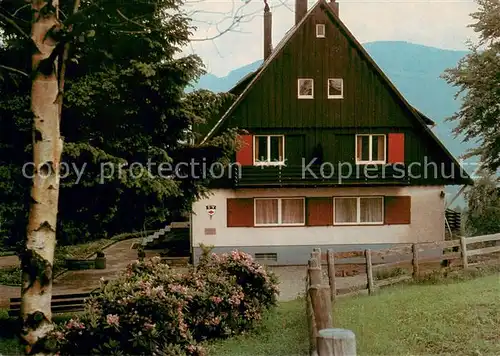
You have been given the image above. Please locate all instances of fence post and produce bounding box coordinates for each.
[412,243,419,279]
[365,249,374,295]
[312,247,322,267]
[308,257,323,285]
[460,236,468,269]
[309,284,333,331]
[305,270,316,356]
[307,257,322,355]
[317,328,357,356]
[327,249,336,302]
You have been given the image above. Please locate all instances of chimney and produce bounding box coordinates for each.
[264,1,272,60]
[295,0,307,25]
[329,0,339,16]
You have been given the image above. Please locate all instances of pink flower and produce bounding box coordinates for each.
[210,296,223,304]
[143,322,156,331]
[106,314,120,327]
[53,331,65,340]
[229,294,241,306]
[169,283,188,294]
[187,345,196,353]
[66,319,85,330]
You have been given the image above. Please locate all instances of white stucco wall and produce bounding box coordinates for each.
[191,186,445,248]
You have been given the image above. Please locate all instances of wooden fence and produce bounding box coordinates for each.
[304,234,500,355]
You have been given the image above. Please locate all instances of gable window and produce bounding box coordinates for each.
[254,135,285,165]
[255,198,305,226]
[328,78,343,99]
[355,134,386,164]
[334,197,383,225]
[316,24,325,38]
[298,78,314,99]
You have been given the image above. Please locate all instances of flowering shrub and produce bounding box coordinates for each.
[48,253,279,355]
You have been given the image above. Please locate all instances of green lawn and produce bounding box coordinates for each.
[208,274,500,356]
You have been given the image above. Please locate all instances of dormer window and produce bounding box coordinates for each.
[254,135,285,165]
[328,78,343,99]
[316,24,325,38]
[298,78,314,99]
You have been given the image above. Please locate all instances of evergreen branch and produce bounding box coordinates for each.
[0,64,28,77]
[57,0,82,113]
[12,4,30,18]
[116,8,150,30]
[0,9,31,41]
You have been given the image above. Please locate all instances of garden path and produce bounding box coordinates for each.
[0,238,150,308]
[0,255,19,268]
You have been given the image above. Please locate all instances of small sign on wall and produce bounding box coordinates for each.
[206,205,216,220]
[204,228,216,235]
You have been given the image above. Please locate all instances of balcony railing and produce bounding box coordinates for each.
[228,164,409,187]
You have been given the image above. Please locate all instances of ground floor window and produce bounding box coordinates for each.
[255,198,305,226]
[334,197,383,225]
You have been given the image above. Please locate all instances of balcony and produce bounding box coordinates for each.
[228,164,409,188]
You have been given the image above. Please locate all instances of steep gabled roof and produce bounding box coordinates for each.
[201,0,470,183]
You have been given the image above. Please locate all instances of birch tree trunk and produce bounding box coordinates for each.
[21,0,63,353]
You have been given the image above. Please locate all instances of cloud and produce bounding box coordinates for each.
[183,0,478,77]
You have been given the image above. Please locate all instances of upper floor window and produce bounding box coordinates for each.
[356,134,386,164]
[334,197,384,225]
[298,78,314,99]
[328,78,343,99]
[254,135,285,165]
[316,24,326,38]
[255,197,305,226]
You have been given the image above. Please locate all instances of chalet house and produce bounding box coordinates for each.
[190,0,472,265]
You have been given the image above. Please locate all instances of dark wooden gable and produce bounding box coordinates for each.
[224,3,417,130]
[202,0,471,185]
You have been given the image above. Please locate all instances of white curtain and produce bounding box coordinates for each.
[360,197,383,223]
[282,199,304,224]
[335,198,357,223]
[255,199,278,224]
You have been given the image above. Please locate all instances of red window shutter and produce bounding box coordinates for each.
[306,197,333,226]
[384,196,411,224]
[388,133,405,164]
[235,135,253,166]
[227,198,254,227]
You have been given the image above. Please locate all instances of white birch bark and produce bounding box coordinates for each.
[21,0,62,353]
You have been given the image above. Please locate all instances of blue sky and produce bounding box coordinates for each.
[184,0,478,76]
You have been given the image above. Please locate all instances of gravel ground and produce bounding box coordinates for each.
[269,266,367,301]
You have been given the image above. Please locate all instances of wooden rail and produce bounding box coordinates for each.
[304,233,500,354]
[461,233,500,268]
[232,164,410,187]
[313,234,499,298]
